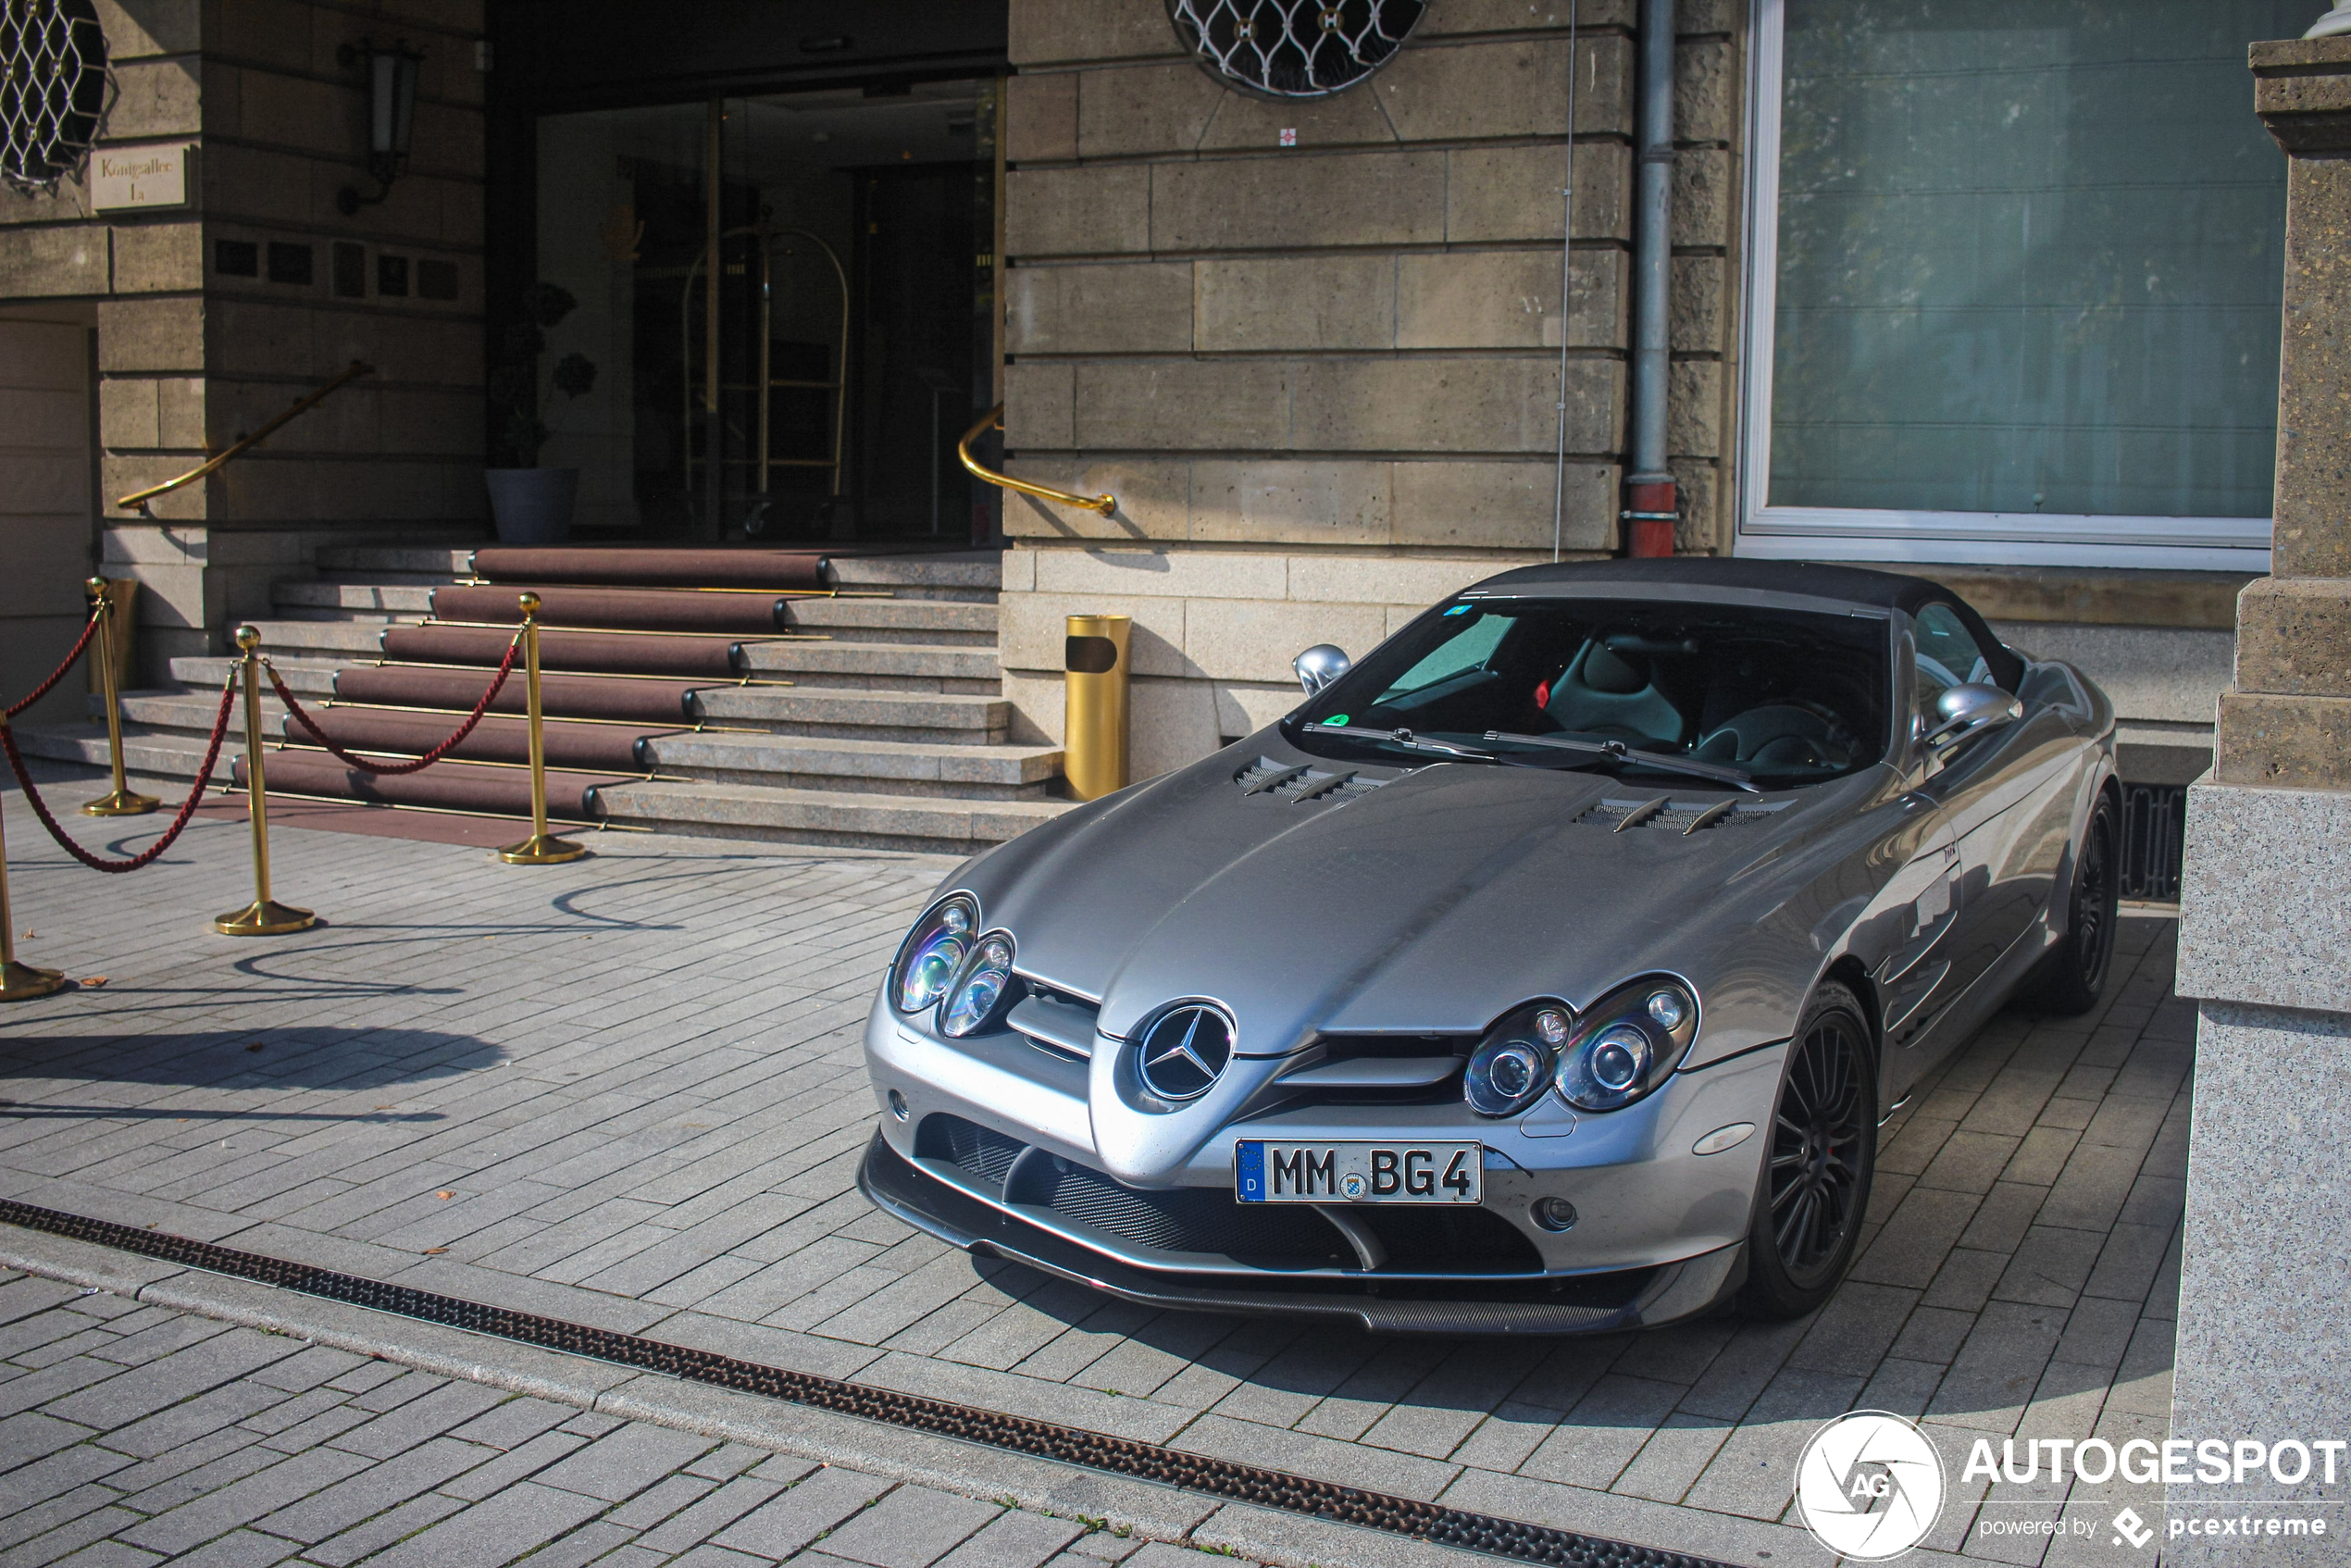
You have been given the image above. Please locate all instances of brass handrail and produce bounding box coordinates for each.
[115,360,377,512]
[958,404,1115,516]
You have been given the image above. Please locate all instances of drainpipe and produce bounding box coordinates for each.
[1624,0,1678,557]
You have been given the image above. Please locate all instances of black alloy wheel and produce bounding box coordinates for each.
[1739,981,1876,1319]
[2027,790,2121,1014]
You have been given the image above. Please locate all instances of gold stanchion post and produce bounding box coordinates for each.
[213,625,316,937]
[498,592,587,865]
[81,577,158,817]
[0,716,68,1002]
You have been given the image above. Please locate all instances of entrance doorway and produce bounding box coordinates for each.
[529,81,997,545]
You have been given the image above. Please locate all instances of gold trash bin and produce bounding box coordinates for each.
[1064,614,1130,802]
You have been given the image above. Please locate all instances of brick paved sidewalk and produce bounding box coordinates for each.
[0,765,2195,1566]
[0,1279,1255,1568]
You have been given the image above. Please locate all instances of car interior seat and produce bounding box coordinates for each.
[1543,641,1685,743]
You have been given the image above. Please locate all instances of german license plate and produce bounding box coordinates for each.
[1235,1141,1482,1204]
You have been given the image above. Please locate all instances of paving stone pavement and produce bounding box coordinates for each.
[0,765,2193,1566]
[0,1280,1262,1568]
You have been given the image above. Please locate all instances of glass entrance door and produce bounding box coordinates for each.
[532,81,996,542]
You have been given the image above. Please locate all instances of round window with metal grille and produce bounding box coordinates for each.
[1,0,107,195]
[1166,0,1425,100]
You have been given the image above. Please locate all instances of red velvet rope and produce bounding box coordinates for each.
[0,669,240,874]
[265,632,520,776]
[5,604,104,718]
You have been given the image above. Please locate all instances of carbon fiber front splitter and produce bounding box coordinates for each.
[858,1132,1746,1335]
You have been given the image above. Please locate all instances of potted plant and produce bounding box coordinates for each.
[485,281,598,544]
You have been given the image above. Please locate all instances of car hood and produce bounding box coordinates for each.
[962,740,1891,1063]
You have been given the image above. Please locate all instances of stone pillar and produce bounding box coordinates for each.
[2168,37,2351,1558]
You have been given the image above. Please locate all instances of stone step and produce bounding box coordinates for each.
[315,545,474,577]
[9,723,232,785]
[144,672,1009,746]
[829,552,1001,604]
[638,731,1062,800]
[691,686,1010,744]
[174,657,342,695]
[734,640,1000,692]
[594,777,1073,855]
[779,597,995,646]
[113,692,290,736]
[242,619,402,657]
[91,690,1051,800]
[274,581,439,616]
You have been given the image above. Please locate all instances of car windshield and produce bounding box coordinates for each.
[1287,595,1892,787]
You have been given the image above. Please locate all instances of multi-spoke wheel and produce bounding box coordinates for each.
[1739,981,1876,1319]
[2026,790,2121,1015]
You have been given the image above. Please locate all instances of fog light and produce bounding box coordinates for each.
[887,1089,909,1122]
[1530,1196,1577,1232]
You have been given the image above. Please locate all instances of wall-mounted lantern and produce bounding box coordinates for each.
[336,38,421,215]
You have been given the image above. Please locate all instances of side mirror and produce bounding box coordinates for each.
[1293,644,1350,696]
[1922,682,2022,751]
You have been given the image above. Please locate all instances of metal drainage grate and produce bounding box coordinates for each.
[2118,783,2186,903]
[0,1196,1727,1568]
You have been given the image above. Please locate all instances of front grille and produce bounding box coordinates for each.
[1360,1205,1545,1274]
[1033,1160,1351,1268]
[1273,1036,1468,1107]
[915,1114,1024,1191]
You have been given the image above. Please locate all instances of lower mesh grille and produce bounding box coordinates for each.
[1361,1205,1546,1274]
[915,1114,1025,1191]
[915,1116,1543,1276]
[1036,1161,1350,1267]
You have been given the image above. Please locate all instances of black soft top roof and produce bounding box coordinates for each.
[1463,557,2025,689]
[1469,556,1952,611]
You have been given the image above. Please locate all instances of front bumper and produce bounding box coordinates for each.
[859,1132,1747,1334]
[865,990,1788,1284]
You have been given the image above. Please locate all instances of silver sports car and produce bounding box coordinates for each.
[858,560,2119,1333]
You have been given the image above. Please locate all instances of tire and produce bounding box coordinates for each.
[2025,790,2120,1016]
[1738,981,1877,1320]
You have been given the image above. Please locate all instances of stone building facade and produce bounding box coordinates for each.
[0,0,2285,821]
[0,0,485,695]
[993,0,1743,775]
[990,0,2259,797]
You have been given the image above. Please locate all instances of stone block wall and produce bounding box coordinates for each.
[2170,40,2351,1559]
[997,0,1741,776]
[0,0,487,681]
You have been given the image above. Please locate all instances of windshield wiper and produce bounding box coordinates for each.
[1481,730,1760,793]
[1309,723,1498,762]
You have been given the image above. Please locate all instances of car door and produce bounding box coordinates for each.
[1903,603,2076,1014]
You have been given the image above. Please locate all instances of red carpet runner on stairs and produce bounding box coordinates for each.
[236,548,837,821]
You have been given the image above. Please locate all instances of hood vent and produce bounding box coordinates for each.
[1574,797,1790,834]
[1234,757,1391,806]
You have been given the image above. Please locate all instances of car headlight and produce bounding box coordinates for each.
[1463,1002,1574,1116]
[1554,977,1699,1112]
[940,931,1016,1038]
[890,894,977,1014]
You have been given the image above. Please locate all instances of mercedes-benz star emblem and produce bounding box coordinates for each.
[1136,1003,1235,1102]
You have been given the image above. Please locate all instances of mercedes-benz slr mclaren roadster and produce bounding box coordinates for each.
[858,559,2121,1334]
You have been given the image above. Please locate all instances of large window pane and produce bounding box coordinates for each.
[1769,2,2313,518]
